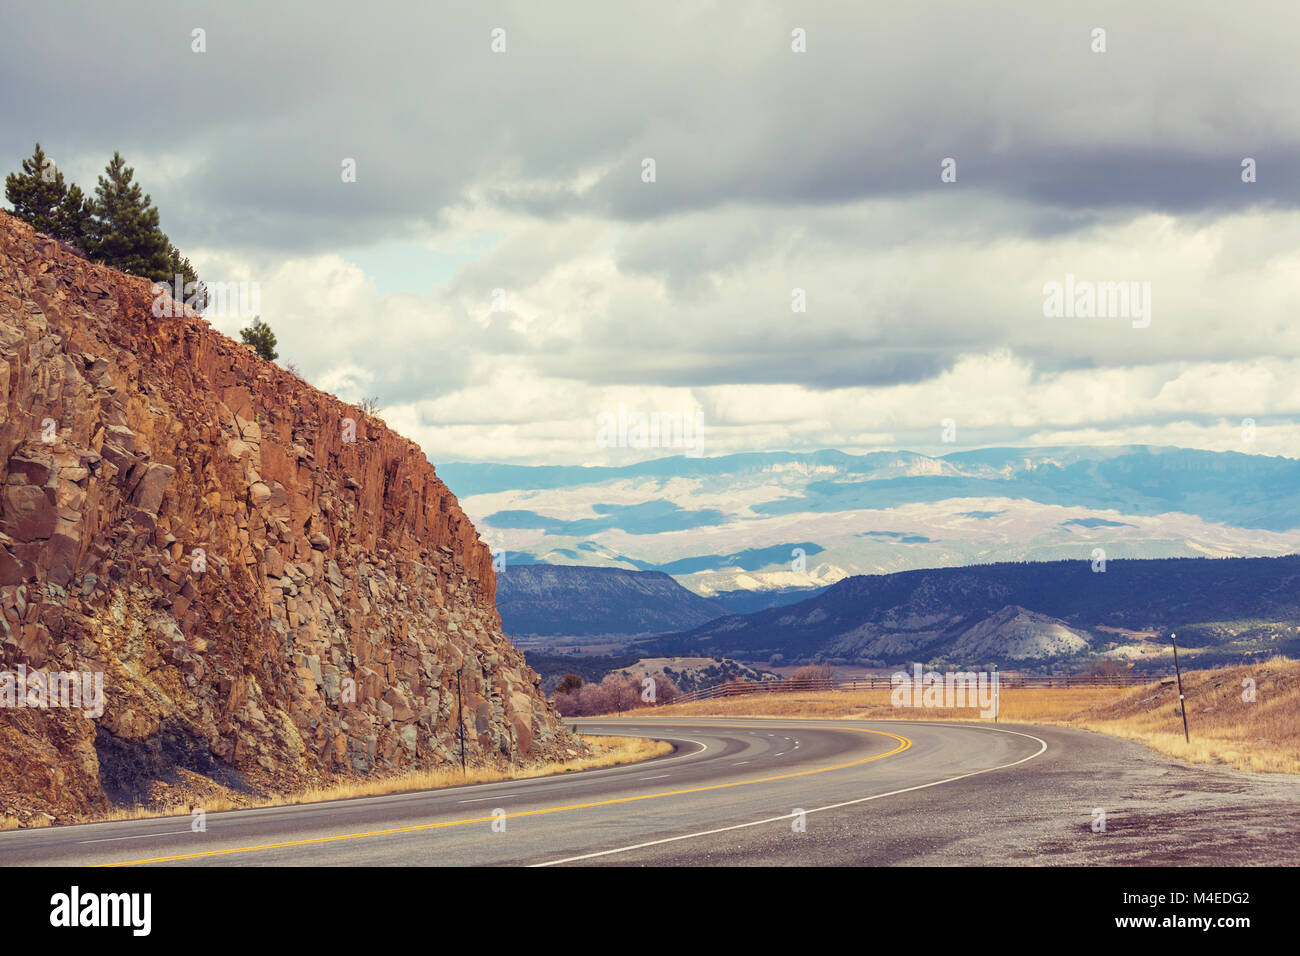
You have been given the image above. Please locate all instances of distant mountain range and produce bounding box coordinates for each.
[708,585,830,616]
[496,564,824,642]
[441,446,1300,597]
[497,564,719,639]
[640,555,1300,672]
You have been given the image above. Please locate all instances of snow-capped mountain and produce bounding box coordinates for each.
[438,445,1300,597]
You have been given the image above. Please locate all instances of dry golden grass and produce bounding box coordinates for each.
[640,660,1300,775]
[275,735,674,807]
[3,735,672,831]
[1064,661,1300,774]
[643,685,1124,723]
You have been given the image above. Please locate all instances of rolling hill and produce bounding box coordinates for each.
[640,555,1300,671]
[496,564,725,639]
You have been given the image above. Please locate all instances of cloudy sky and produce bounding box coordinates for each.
[4,1,1300,465]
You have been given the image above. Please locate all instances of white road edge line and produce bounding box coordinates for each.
[76,830,194,845]
[530,726,1049,867]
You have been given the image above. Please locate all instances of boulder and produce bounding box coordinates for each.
[1,484,56,540]
[130,462,174,515]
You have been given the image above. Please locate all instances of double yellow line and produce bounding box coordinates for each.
[99,724,911,866]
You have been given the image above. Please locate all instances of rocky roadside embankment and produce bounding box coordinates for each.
[0,212,579,826]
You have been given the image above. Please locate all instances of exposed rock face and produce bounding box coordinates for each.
[948,605,1092,661]
[0,212,573,825]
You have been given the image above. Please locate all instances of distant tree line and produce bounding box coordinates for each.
[553,672,680,716]
[525,652,643,692]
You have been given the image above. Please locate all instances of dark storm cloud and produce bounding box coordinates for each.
[536,345,956,390]
[5,0,1297,257]
[4,0,1299,414]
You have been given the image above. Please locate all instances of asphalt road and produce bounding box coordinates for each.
[4,717,1299,866]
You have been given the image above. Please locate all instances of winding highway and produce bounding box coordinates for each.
[3,717,1298,866]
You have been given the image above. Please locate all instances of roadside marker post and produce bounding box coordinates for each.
[992,664,999,722]
[1171,632,1190,743]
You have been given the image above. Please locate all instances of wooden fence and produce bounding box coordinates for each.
[668,672,1166,705]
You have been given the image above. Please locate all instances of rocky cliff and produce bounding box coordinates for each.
[0,212,575,826]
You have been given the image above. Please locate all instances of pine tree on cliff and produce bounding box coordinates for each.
[167,242,208,313]
[84,152,174,281]
[3,142,92,245]
[240,316,279,361]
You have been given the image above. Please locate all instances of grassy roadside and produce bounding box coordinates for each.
[1066,662,1299,774]
[643,685,1125,723]
[0,734,673,831]
[632,661,1300,775]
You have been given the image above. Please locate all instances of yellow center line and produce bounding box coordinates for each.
[98,725,911,866]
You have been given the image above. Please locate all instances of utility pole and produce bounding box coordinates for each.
[457,667,466,774]
[1171,632,1190,743]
